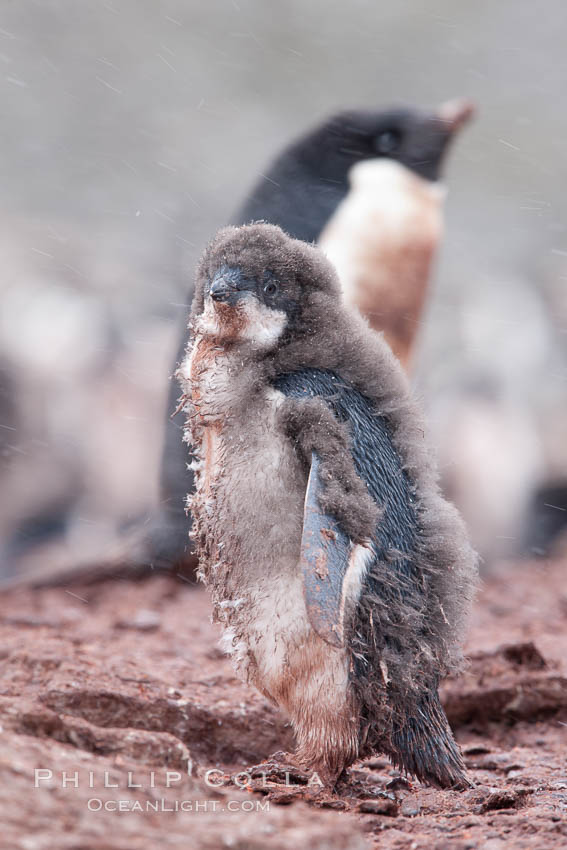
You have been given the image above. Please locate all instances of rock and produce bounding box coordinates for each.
[471,787,532,813]
[317,799,349,811]
[357,796,399,816]
[116,608,161,631]
[400,796,420,816]
[385,775,413,791]
[464,751,525,773]
[442,642,567,728]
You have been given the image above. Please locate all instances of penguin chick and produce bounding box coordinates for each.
[178,223,477,789]
[318,98,474,368]
[158,99,474,573]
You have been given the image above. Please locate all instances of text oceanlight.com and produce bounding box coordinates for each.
[86,799,270,813]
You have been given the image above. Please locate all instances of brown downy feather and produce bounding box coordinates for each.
[188,223,478,787]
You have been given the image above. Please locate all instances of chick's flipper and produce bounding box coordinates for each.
[275,366,470,790]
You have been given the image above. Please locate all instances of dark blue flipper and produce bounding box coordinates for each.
[276,369,469,789]
[301,451,373,649]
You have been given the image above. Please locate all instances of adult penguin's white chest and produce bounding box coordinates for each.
[318,159,445,368]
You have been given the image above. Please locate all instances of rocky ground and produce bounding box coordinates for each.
[0,555,566,849]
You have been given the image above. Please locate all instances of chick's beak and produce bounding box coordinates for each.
[210,277,233,303]
[208,267,253,306]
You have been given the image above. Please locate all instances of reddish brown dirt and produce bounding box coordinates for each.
[1,556,566,848]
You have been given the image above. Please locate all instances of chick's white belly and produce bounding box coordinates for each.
[209,425,306,663]
[203,419,349,707]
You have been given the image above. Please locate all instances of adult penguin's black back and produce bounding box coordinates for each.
[155,101,474,571]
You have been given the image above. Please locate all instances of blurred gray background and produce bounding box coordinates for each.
[1,0,566,576]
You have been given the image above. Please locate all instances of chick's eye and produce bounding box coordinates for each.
[263,280,279,296]
[374,129,402,155]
